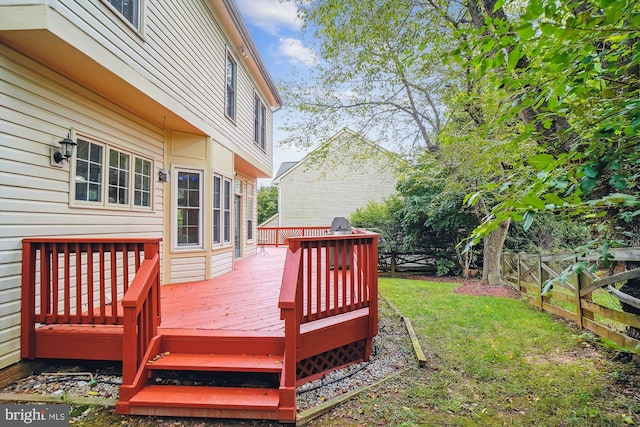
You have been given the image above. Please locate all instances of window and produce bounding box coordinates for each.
[254,95,267,150]
[74,138,152,209]
[176,170,202,247]
[106,0,139,28]
[225,53,237,120]
[213,175,221,245]
[260,104,266,150]
[134,158,152,207]
[223,178,231,243]
[247,184,254,240]
[75,140,103,202]
[108,149,130,204]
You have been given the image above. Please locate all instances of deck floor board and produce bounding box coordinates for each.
[158,249,287,333]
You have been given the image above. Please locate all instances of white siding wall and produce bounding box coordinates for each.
[0,46,164,369]
[53,0,272,173]
[210,251,233,278]
[277,132,399,227]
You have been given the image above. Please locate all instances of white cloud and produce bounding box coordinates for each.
[235,0,302,35]
[275,37,318,66]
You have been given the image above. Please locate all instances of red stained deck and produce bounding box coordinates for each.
[159,248,287,333]
[21,233,379,423]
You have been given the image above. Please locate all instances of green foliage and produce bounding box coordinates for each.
[257,186,278,224]
[452,0,640,251]
[505,212,590,253]
[351,160,479,273]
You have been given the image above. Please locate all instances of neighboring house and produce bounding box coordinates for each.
[0,0,280,369]
[272,129,400,227]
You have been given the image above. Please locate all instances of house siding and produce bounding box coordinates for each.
[276,130,399,227]
[51,0,273,175]
[0,46,164,369]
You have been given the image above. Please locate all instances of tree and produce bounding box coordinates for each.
[438,0,640,256]
[286,0,520,283]
[257,186,278,224]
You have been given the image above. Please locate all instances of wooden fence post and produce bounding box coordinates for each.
[537,254,544,310]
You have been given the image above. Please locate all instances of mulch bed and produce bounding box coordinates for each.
[408,275,521,299]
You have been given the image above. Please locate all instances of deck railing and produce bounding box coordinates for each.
[21,238,161,360]
[278,229,379,396]
[121,242,161,384]
[257,226,330,247]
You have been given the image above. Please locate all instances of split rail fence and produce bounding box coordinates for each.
[502,248,640,353]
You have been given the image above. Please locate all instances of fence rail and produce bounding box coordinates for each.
[257,226,330,247]
[502,249,640,353]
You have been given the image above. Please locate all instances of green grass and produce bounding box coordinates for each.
[314,278,640,426]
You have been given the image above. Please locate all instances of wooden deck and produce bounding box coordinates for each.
[20,233,379,423]
[159,248,287,333]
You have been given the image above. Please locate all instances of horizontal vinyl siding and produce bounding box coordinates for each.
[55,0,272,172]
[170,256,207,283]
[210,250,233,278]
[0,48,164,369]
[278,138,399,227]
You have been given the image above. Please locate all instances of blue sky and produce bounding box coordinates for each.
[235,0,317,179]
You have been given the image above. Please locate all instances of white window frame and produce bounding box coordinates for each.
[253,94,267,150]
[173,168,203,250]
[72,137,153,210]
[223,177,232,244]
[225,51,237,121]
[246,183,254,241]
[213,174,222,246]
[101,0,143,31]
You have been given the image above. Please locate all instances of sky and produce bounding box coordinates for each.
[234,0,317,182]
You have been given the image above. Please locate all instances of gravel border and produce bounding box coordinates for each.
[0,299,415,422]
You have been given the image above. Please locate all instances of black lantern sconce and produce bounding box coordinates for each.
[52,132,77,164]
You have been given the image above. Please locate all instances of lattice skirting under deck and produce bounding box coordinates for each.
[296,339,367,381]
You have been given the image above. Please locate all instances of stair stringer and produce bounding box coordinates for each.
[116,334,163,414]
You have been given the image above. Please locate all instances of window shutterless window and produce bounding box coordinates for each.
[74,138,152,209]
[108,149,130,205]
[223,178,231,243]
[225,53,237,121]
[247,184,254,240]
[75,140,103,203]
[213,175,222,245]
[175,170,202,248]
[134,158,152,207]
[105,0,140,28]
[253,94,267,150]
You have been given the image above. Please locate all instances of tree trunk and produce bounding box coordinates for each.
[482,219,511,285]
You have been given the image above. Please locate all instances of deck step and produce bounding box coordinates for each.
[146,353,283,373]
[128,385,280,410]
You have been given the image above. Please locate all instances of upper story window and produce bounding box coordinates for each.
[106,0,140,28]
[225,53,237,121]
[254,95,266,150]
[74,138,152,209]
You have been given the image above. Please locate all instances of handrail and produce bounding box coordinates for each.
[277,248,302,416]
[257,226,330,247]
[121,241,161,385]
[287,230,379,326]
[20,237,161,360]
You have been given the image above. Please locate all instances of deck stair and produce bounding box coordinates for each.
[117,332,293,422]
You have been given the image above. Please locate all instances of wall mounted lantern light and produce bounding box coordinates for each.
[53,132,77,164]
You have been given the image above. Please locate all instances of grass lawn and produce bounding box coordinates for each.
[313,277,640,426]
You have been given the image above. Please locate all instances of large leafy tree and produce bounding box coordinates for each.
[436,0,640,252]
[286,0,520,283]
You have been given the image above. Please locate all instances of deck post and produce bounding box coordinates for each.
[21,240,37,359]
[364,236,379,361]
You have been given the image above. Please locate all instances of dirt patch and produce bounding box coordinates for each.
[408,275,521,299]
